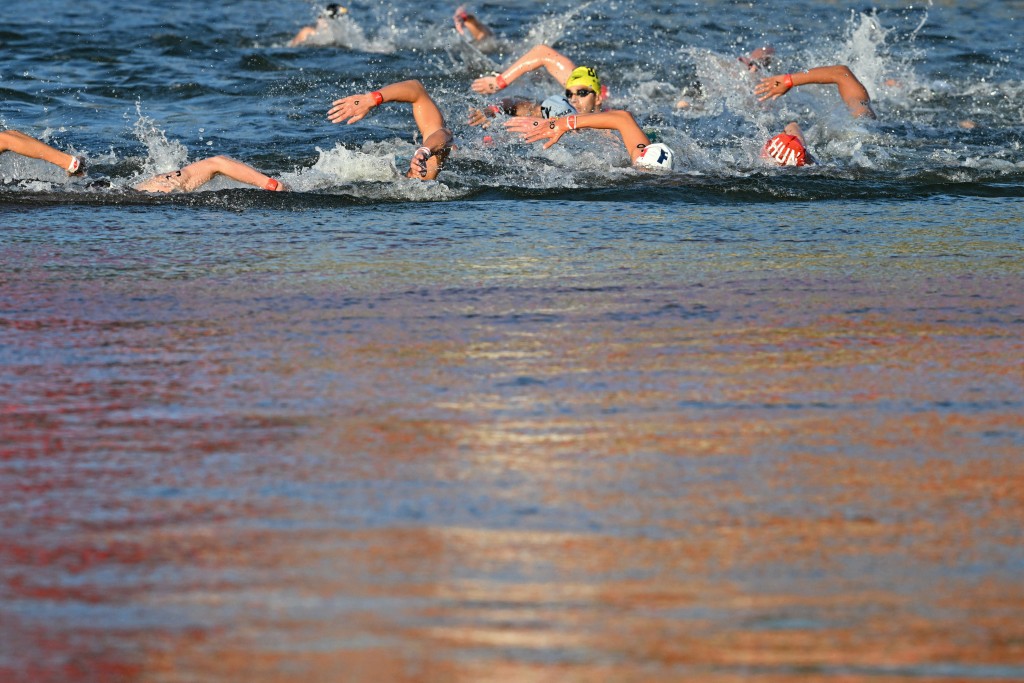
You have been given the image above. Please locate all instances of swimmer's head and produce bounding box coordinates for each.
[324,4,347,18]
[634,143,674,173]
[761,132,808,166]
[739,45,775,71]
[540,95,577,119]
[565,66,601,93]
[564,66,602,112]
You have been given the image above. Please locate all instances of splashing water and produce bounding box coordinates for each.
[318,13,397,53]
[131,104,190,181]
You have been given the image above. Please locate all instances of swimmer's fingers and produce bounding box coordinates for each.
[522,123,564,147]
[409,147,432,177]
[328,111,367,124]
[467,109,490,128]
[529,127,565,149]
[541,127,566,149]
[471,76,498,94]
[505,117,565,148]
[754,78,788,101]
[327,95,371,124]
[503,116,541,136]
[326,101,354,123]
[507,123,564,150]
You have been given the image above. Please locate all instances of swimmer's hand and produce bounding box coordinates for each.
[505,116,567,150]
[453,5,469,35]
[467,107,496,128]
[754,74,793,102]
[410,146,432,177]
[471,75,501,95]
[327,93,375,124]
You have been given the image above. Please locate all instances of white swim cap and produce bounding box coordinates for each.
[540,95,576,119]
[634,143,674,172]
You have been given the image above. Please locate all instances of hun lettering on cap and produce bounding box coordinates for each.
[763,134,805,166]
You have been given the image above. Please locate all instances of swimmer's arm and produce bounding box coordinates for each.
[380,80,453,154]
[468,99,538,127]
[471,44,575,94]
[755,65,876,119]
[454,8,494,42]
[572,111,652,161]
[328,79,449,134]
[408,125,453,180]
[397,81,452,179]
[326,80,451,179]
[505,110,651,162]
[420,126,454,157]
[289,26,316,47]
[0,129,79,172]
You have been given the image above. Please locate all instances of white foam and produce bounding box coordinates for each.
[286,143,400,191]
[322,14,396,53]
[280,142,459,200]
[131,103,189,182]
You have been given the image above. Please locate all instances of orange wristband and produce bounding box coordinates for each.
[782,74,794,90]
[495,74,508,90]
[264,178,280,191]
[370,90,384,106]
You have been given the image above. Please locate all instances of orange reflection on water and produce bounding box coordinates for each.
[2,272,1022,682]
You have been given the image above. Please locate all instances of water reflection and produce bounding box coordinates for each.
[2,214,1023,681]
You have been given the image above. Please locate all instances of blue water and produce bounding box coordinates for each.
[3,0,1023,201]
[2,2,1023,682]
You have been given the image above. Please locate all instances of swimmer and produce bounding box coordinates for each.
[453,5,495,46]
[134,156,284,193]
[505,110,675,172]
[327,79,453,180]
[755,65,877,119]
[290,4,347,47]
[1,129,83,175]
[467,95,576,129]
[471,45,607,115]
[761,121,815,167]
[676,45,775,109]
[738,45,776,73]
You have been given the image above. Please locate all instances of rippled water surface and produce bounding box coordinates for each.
[2,1,1023,681]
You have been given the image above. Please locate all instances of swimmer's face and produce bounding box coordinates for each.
[565,87,600,113]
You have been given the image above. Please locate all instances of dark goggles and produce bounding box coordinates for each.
[565,88,596,99]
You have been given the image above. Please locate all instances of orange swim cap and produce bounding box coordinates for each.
[762,133,808,166]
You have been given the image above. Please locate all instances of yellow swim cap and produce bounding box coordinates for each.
[565,66,601,94]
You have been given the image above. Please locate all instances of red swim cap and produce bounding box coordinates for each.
[761,133,808,167]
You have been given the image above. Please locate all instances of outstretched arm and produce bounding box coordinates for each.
[0,129,81,173]
[754,65,876,118]
[327,80,453,179]
[505,110,651,162]
[471,44,575,94]
[135,155,283,193]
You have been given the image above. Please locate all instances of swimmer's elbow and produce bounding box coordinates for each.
[834,65,856,80]
[527,44,567,65]
[403,80,427,95]
[852,102,877,119]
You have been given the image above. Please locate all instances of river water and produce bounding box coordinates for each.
[2,1,1023,681]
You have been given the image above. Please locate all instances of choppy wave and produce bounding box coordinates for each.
[2,1,1022,206]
